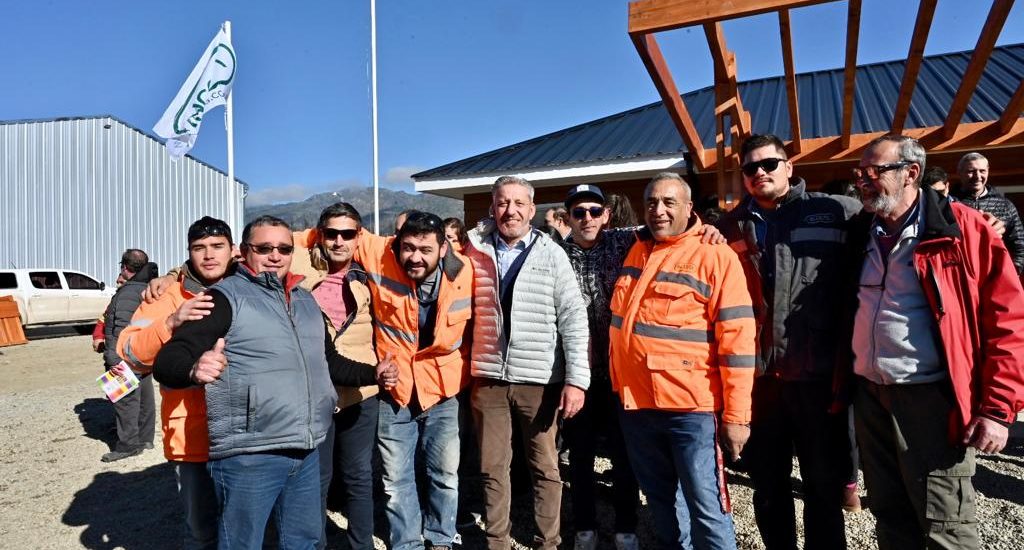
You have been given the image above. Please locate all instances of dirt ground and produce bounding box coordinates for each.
[1,335,1023,549]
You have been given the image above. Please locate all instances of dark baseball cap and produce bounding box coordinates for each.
[564,184,606,208]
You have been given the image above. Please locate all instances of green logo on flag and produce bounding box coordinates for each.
[172,42,236,135]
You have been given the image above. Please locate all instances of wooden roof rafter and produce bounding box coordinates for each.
[839,0,862,149]
[627,0,1022,183]
[942,0,1015,139]
[890,0,937,134]
[778,9,802,153]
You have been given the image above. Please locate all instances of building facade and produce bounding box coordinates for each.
[0,115,245,286]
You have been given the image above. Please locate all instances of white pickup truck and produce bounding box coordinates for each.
[0,269,114,327]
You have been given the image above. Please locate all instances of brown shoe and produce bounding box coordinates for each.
[842,484,862,512]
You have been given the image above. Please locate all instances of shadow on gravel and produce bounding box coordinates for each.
[74,397,117,448]
[974,463,1024,506]
[974,437,1024,506]
[62,461,182,549]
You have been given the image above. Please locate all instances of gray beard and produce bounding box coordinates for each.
[863,192,899,218]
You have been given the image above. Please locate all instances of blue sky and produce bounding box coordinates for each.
[2,1,1022,205]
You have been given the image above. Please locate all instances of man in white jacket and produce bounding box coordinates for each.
[463,175,590,550]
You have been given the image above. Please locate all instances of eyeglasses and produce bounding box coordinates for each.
[852,162,910,181]
[321,228,359,241]
[571,206,605,220]
[741,157,786,177]
[245,243,295,255]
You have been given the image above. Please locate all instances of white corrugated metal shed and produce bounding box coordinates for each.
[0,115,245,285]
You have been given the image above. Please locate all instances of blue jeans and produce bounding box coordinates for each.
[619,409,737,550]
[174,461,218,550]
[317,396,379,550]
[208,449,322,550]
[378,395,460,550]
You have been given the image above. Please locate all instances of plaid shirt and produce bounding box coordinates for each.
[560,228,639,383]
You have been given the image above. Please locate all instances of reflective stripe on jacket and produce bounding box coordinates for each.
[354,231,472,410]
[609,216,756,423]
[716,179,862,380]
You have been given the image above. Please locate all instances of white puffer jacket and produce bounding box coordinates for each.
[465,220,590,389]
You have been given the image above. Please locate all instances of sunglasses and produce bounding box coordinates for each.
[851,162,910,181]
[245,243,295,255]
[187,216,233,244]
[571,206,605,220]
[321,228,359,241]
[741,157,786,177]
[406,212,443,227]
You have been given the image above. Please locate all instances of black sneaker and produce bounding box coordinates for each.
[101,447,142,462]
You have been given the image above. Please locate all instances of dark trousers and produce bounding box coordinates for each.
[472,379,563,550]
[563,377,639,533]
[112,372,155,451]
[745,377,849,550]
[317,396,379,550]
[854,378,978,550]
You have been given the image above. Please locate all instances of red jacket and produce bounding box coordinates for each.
[854,187,1024,436]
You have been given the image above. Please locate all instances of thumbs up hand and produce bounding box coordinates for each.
[191,338,228,385]
[376,352,399,390]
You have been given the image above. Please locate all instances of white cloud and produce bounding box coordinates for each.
[383,165,426,191]
[246,179,369,207]
[246,172,433,207]
[246,184,323,207]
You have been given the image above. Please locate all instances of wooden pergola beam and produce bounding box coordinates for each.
[703,22,752,137]
[999,78,1024,134]
[629,32,708,168]
[890,0,937,134]
[628,0,829,34]
[787,118,1024,165]
[941,0,1014,139]
[778,9,802,153]
[840,0,862,150]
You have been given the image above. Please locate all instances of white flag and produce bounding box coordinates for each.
[153,26,236,159]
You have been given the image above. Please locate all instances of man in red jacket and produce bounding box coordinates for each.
[850,134,1024,550]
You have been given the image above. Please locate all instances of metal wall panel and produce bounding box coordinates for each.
[0,116,244,286]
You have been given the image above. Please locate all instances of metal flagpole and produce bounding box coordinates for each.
[224,20,238,235]
[370,0,380,234]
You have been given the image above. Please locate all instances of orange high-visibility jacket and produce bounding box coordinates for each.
[117,270,209,462]
[609,218,756,424]
[353,231,473,410]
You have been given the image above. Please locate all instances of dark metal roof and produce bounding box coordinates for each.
[415,43,1024,180]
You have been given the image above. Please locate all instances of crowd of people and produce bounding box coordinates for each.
[94,133,1024,550]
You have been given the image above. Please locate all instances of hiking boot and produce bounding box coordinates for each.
[842,483,863,512]
[614,533,639,550]
[574,530,597,550]
[101,447,142,462]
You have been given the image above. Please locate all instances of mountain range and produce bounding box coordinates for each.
[244,186,465,233]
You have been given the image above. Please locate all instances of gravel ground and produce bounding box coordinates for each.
[1,335,1023,549]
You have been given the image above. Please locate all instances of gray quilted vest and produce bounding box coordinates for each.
[205,268,338,459]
